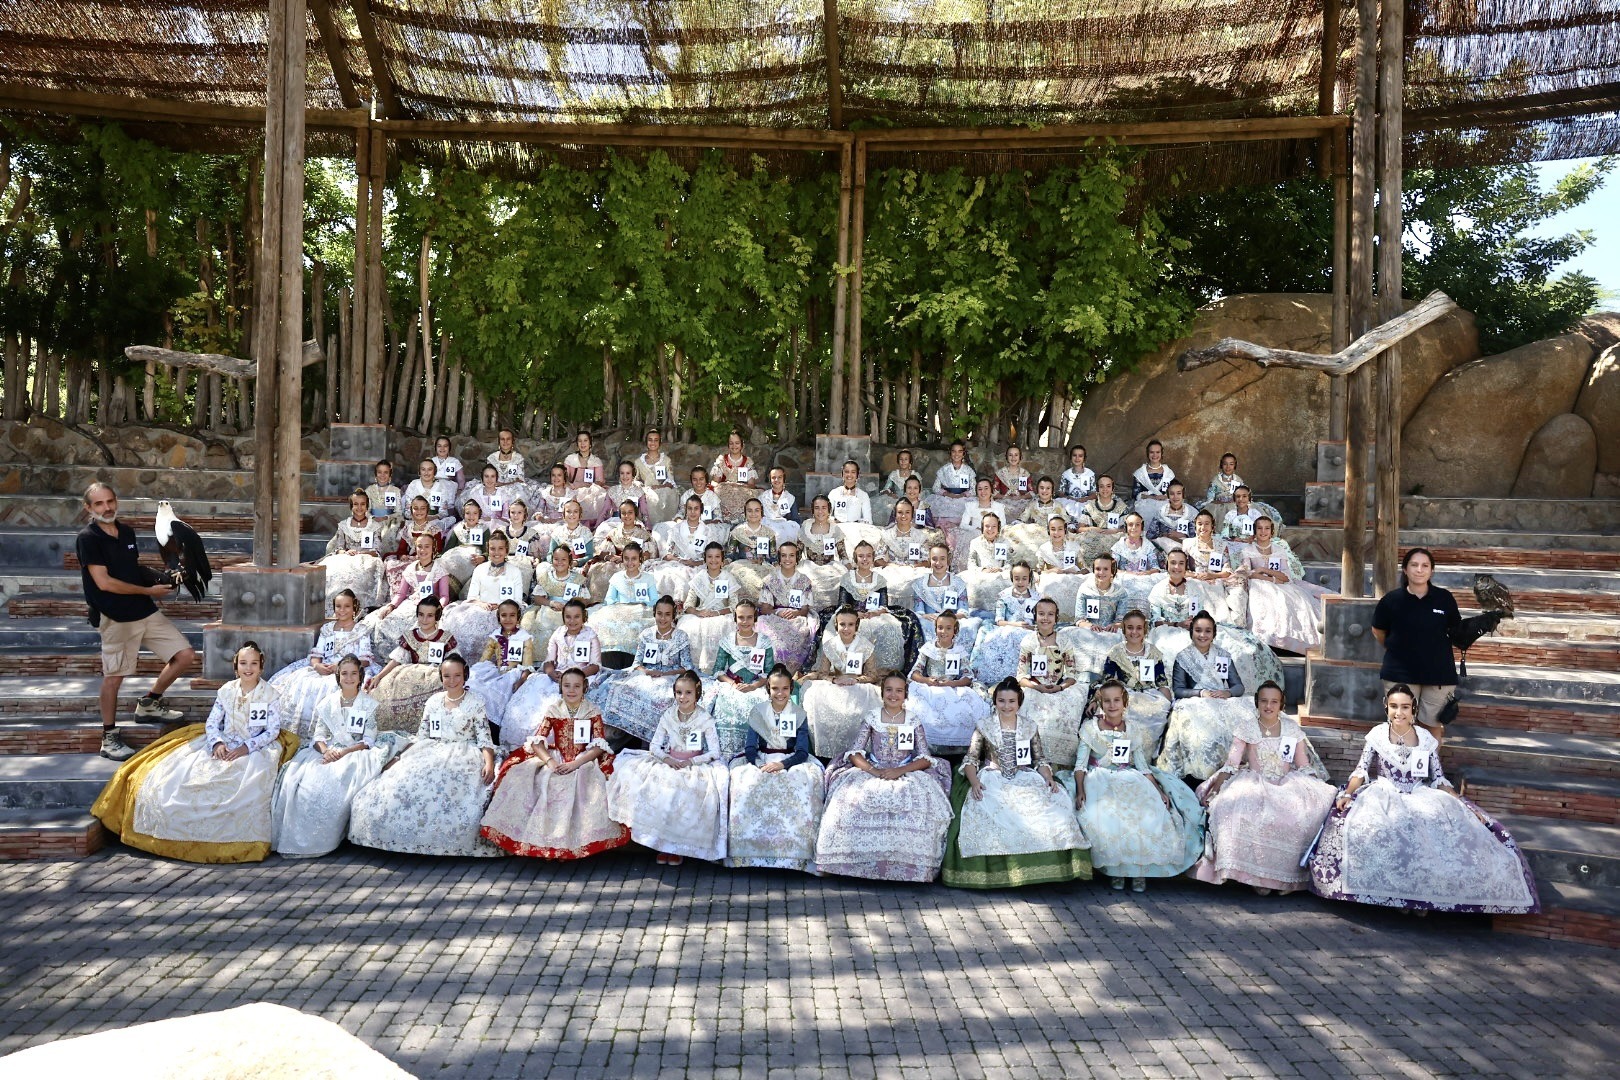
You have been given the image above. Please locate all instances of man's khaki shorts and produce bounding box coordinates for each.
[99,612,191,677]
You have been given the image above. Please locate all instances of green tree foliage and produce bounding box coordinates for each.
[1159,159,1613,354]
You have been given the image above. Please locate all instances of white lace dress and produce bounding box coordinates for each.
[607,705,730,861]
[270,691,390,857]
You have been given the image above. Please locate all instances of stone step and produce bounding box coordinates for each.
[1458,695,1620,740]
[1302,493,1620,534]
[0,716,166,756]
[0,618,207,652]
[0,675,213,717]
[1496,815,1620,889]
[7,593,223,621]
[0,807,105,859]
[0,491,339,533]
[0,650,203,677]
[1300,562,1620,596]
[1458,636,1620,672]
[1495,879,1620,948]
[1486,613,1620,644]
[1458,766,1620,826]
[1444,725,1620,781]
[62,550,255,572]
[1286,524,1620,561]
[1309,657,1620,711]
[0,753,121,809]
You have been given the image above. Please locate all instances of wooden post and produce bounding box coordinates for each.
[1341,0,1378,599]
[829,140,851,434]
[363,126,386,424]
[274,0,309,568]
[824,0,843,131]
[1373,0,1405,596]
[847,136,867,437]
[1322,0,1350,440]
[249,0,287,566]
[350,125,370,423]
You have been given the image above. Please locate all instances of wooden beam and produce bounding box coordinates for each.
[275,0,310,569]
[378,118,847,148]
[351,0,406,119]
[829,140,851,435]
[308,0,362,110]
[349,124,371,422]
[1342,0,1379,600]
[0,83,365,130]
[250,0,289,568]
[1177,292,1456,375]
[1372,0,1405,598]
[847,136,867,437]
[824,0,843,130]
[1407,81,1620,130]
[124,340,322,380]
[864,115,1349,149]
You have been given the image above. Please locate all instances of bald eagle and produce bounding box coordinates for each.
[155,501,213,602]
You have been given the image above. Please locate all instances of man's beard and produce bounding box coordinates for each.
[89,510,118,525]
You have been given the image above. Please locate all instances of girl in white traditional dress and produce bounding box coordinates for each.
[1147,480,1200,555]
[707,600,776,758]
[464,464,516,525]
[1100,609,1175,753]
[711,429,761,522]
[271,654,388,857]
[1131,439,1175,517]
[908,610,991,748]
[546,499,598,569]
[876,497,938,571]
[607,670,730,866]
[959,476,1007,534]
[1155,610,1253,781]
[1019,476,1069,529]
[524,545,591,642]
[1193,680,1334,894]
[467,599,534,732]
[633,428,681,523]
[506,599,602,746]
[801,607,882,756]
[368,533,451,651]
[100,642,290,864]
[911,541,977,647]
[761,466,803,545]
[604,461,650,529]
[348,654,502,857]
[1071,679,1205,892]
[726,665,823,871]
[1035,514,1086,619]
[439,499,490,593]
[991,445,1033,505]
[656,495,722,573]
[487,427,528,487]
[269,589,378,733]
[322,490,389,612]
[1016,597,1089,769]
[1074,553,1131,636]
[403,458,458,533]
[682,466,726,527]
[901,475,936,530]
[366,596,459,731]
[963,513,1012,608]
[969,560,1039,685]
[601,596,693,742]
[1309,684,1539,914]
[679,542,740,671]
[432,434,467,497]
[815,673,954,883]
[836,540,905,671]
[564,430,610,526]
[882,448,920,499]
[1151,549,1214,630]
[502,499,546,567]
[1240,514,1330,653]
[597,497,658,562]
[1218,485,1278,543]
[1202,452,1245,511]
[594,541,660,655]
[442,530,523,664]
[1058,444,1097,510]
[727,497,779,567]
[384,496,447,596]
[480,667,630,860]
[1074,474,1130,562]
[1182,510,1247,625]
[756,541,818,672]
[800,494,846,568]
[943,677,1092,889]
[1110,513,1165,612]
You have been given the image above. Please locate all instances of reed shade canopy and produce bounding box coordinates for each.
[2,0,1619,179]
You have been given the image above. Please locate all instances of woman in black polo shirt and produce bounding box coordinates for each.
[1371,548,1461,741]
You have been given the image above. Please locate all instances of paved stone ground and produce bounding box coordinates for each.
[0,847,1616,1079]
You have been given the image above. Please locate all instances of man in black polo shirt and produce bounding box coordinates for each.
[77,482,198,760]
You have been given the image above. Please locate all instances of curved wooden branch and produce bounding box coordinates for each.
[1178,291,1458,375]
[123,340,323,380]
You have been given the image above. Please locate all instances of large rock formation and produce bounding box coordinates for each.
[1576,339,1620,479]
[1403,332,1594,497]
[1069,294,1479,494]
[1511,413,1599,498]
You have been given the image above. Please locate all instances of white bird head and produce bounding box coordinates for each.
[155,500,176,544]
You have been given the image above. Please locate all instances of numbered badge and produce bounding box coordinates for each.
[1279,737,1297,765]
[787,589,805,608]
[468,527,486,546]
[499,583,516,600]
[572,643,592,664]
[640,642,660,666]
[428,493,443,511]
[1029,655,1050,679]
[347,711,367,736]
[573,717,593,746]
[384,492,399,511]
[1413,752,1430,779]
[633,584,652,604]
[746,647,767,673]
[1106,513,1122,529]
[248,704,270,726]
[684,728,703,751]
[1268,557,1283,572]
[774,712,797,737]
[897,724,916,751]
[994,543,1010,565]
[1017,475,1029,494]
[1214,658,1231,680]
[358,531,375,550]
[714,580,731,600]
[572,539,589,558]
[425,642,446,664]
[563,582,584,600]
[864,592,881,612]
[908,543,924,563]
[1110,738,1132,765]
[821,537,838,558]
[1084,598,1102,621]
[842,654,864,676]
[513,540,530,557]
[1015,738,1032,766]
[654,465,669,485]
[755,536,772,559]
[490,496,505,513]
[941,592,959,612]
[417,581,433,598]
[1136,657,1156,684]
[1061,551,1077,569]
[582,468,595,485]
[1209,553,1226,572]
[777,496,794,516]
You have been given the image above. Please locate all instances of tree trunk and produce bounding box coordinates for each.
[336,286,351,421]
[418,233,435,436]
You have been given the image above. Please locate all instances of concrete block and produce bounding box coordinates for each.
[1315,440,1375,483]
[1322,597,1381,663]
[217,564,326,628]
[326,423,393,464]
[1304,658,1386,721]
[203,623,325,682]
[315,460,373,498]
[815,434,873,475]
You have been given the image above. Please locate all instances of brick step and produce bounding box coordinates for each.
[1307,657,1620,709]
[1305,697,1620,741]
[119,513,313,533]
[1495,879,1620,948]
[0,651,203,677]
[1495,590,1620,616]
[0,752,121,810]
[62,551,254,572]
[0,717,166,756]
[1489,613,1620,644]
[1458,636,1620,672]
[0,807,105,860]
[1425,546,1620,572]
[1497,815,1620,889]
[1443,725,1620,781]
[0,675,213,717]
[0,617,207,652]
[7,594,222,621]
[1456,766,1620,826]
